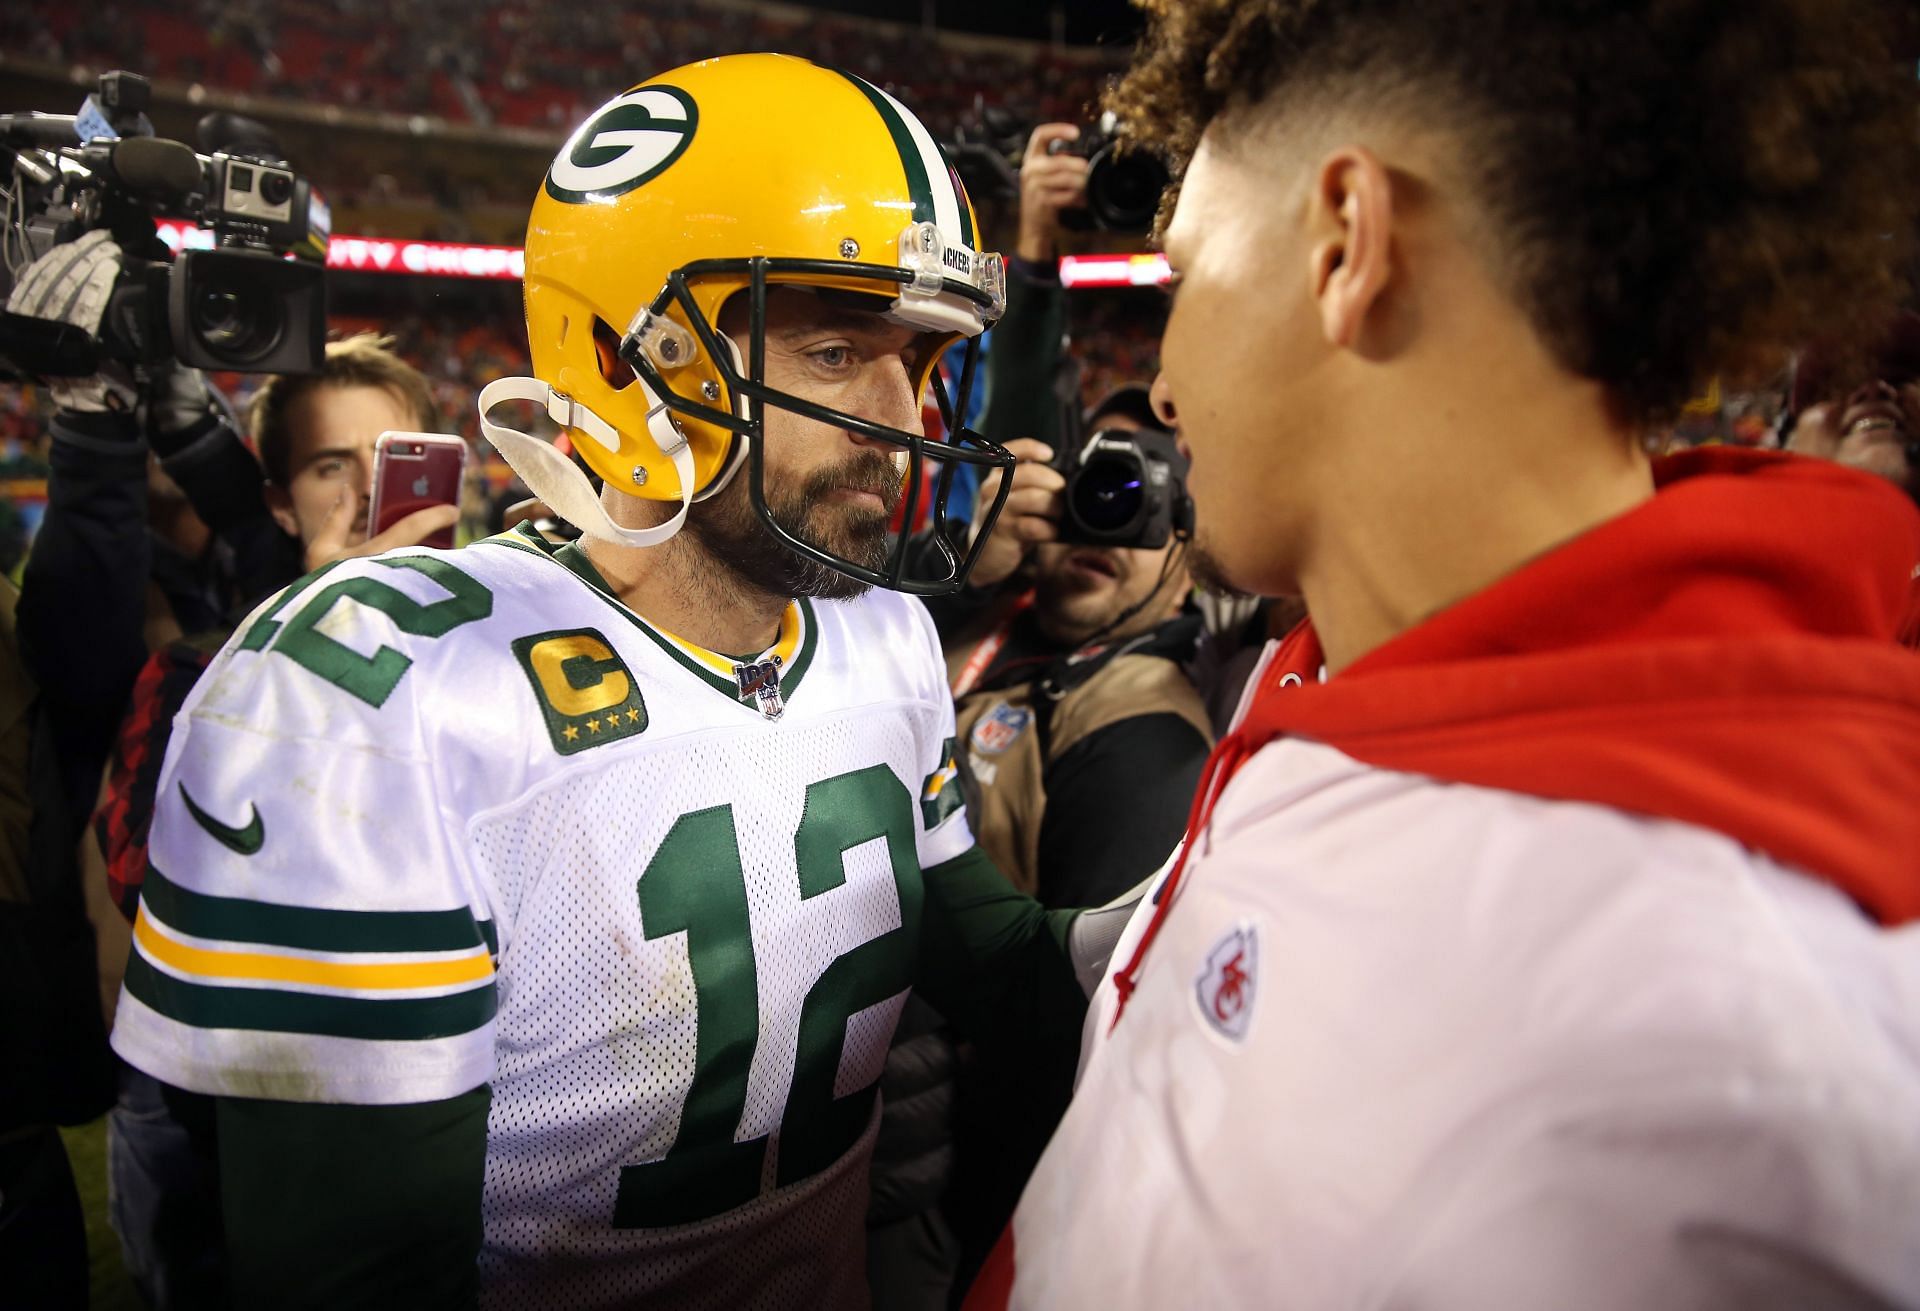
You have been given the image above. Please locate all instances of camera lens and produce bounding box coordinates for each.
[1085,146,1171,235]
[189,277,282,364]
[1070,451,1147,536]
[260,171,294,206]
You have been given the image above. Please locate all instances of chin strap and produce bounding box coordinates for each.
[478,376,697,548]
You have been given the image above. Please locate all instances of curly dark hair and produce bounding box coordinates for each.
[1107,0,1920,424]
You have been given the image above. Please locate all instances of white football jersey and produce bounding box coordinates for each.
[111,524,975,1310]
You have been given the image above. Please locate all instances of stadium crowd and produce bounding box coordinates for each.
[2,1,1919,1309]
[8,0,1121,139]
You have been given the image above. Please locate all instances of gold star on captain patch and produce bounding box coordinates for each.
[626,707,642,723]
[562,723,579,742]
[586,718,601,733]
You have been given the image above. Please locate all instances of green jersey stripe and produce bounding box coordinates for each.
[831,69,936,228]
[125,950,496,1042]
[142,867,487,956]
[782,597,820,691]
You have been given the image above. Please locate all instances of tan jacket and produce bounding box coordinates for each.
[949,636,1210,898]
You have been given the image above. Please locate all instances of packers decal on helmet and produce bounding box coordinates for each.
[545,86,699,204]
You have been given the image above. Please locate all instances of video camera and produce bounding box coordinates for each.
[1053,425,1192,550]
[0,71,328,379]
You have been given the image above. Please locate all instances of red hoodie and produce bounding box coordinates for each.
[1111,445,1920,1022]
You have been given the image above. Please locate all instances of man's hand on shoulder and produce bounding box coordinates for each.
[967,437,1065,591]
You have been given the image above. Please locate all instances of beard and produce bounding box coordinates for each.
[685,449,904,602]
[1186,530,1254,600]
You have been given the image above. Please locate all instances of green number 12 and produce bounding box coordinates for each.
[611,764,923,1229]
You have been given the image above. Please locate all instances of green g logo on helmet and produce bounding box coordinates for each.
[545,86,699,204]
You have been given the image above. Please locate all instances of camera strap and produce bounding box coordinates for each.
[478,376,695,549]
[950,591,1034,698]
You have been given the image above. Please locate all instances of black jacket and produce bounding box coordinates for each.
[3,404,296,1129]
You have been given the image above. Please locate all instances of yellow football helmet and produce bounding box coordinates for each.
[484,52,1014,595]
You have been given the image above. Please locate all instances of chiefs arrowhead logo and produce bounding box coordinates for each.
[1193,923,1258,1043]
[546,86,698,203]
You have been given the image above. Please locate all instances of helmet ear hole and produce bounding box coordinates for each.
[593,318,635,390]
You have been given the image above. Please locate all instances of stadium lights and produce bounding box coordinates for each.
[154,221,1169,288]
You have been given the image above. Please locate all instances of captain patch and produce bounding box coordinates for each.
[513,628,648,755]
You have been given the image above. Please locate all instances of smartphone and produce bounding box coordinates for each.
[367,431,469,551]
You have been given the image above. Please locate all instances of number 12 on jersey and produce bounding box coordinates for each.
[612,765,923,1228]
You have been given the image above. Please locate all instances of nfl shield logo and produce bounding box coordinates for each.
[1193,923,1258,1043]
[970,703,1032,755]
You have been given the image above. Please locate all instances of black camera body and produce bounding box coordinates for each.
[1046,113,1171,236]
[1053,426,1193,550]
[0,72,328,379]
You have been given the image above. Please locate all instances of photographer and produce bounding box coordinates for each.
[974,123,1087,454]
[947,382,1209,906]
[871,383,1211,1304]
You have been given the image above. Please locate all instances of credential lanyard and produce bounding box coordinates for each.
[950,592,1034,699]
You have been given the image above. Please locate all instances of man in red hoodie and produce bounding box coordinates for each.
[973,1,1920,1307]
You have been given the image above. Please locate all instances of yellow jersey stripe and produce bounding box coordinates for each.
[652,602,804,676]
[134,910,493,992]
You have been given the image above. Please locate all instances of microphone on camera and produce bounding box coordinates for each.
[96,136,204,199]
[0,113,81,146]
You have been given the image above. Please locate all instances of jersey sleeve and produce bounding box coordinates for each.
[109,554,500,1107]
[906,595,975,869]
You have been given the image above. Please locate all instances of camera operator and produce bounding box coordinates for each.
[0,225,304,1306]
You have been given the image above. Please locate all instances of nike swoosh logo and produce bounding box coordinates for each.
[179,784,264,856]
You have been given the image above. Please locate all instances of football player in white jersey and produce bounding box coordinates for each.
[108,54,1099,1309]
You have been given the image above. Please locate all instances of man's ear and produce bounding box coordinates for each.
[1308,146,1394,351]
[264,483,299,538]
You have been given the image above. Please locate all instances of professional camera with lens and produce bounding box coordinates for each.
[1053,426,1193,550]
[0,71,328,378]
[1046,111,1171,237]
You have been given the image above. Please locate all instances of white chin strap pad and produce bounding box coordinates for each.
[477,376,696,548]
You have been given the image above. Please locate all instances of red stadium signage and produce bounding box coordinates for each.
[1057,253,1172,288]
[152,222,1160,289]
[153,221,526,281]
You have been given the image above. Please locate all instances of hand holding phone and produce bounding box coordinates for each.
[367,431,469,552]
